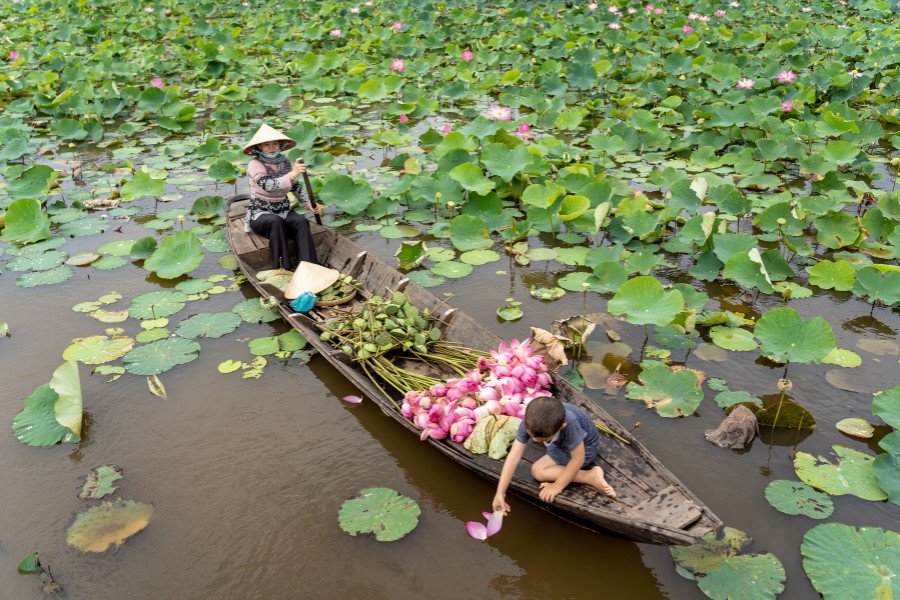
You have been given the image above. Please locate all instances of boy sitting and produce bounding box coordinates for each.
[493,397,616,515]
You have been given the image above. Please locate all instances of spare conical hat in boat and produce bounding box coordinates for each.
[285,262,340,300]
[242,124,297,156]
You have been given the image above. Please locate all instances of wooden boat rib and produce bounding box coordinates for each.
[226,195,722,545]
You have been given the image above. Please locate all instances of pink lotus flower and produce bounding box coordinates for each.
[364,1,373,5]
[780,101,793,112]
[513,122,533,139]
[682,24,693,33]
[350,7,360,13]
[736,78,755,89]
[608,22,621,29]
[687,12,699,20]
[467,511,504,540]
[729,1,739,6]
[390,58,405,72]
[461,49,474,61]
[654,7,663,13]
[150,78,164,88]
[800,6,812,11]
[608,5,620,13]
[645,3,654,10]
[329,29,342,37]
[627,7,637,13]
[342,395,363,404]
[399,113,408,124]
[849,69,864,79]
[698,15,710,22]
[715,9,726,16]
[391,21,403,31]
[776,70,796,83]
[144,6,153,12]
[441,124,453,136]
[588,2,598,9]
[482,105,512,121]
[8,51,19,60]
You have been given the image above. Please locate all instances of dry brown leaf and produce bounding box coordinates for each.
[530,327,569,371]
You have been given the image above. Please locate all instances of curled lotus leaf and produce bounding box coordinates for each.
[0,198,51,244]
[394,240,428,270]
[764,480,834,519]
[497,305,523,322]
[338,487,421,542]
[62,335,136,364]
[123,337,201,376]
[17,552,42,575]
[873,386,900,428]
[67,499,154,553]
[67,252,102,266]
[801,524,900,600]
[794,445,886,501]
[529,286,566,301]
[11,384,79,446]
[128,290,188,320]
[873,432,900,506]
[79,465,123,500]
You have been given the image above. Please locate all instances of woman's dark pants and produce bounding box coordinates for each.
[249,212,318,270]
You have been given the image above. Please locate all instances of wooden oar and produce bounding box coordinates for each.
[297,158,323,226]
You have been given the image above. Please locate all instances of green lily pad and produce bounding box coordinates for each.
[175,278,214,294]
[801,524,900,600]
[17,553,42,575]
[249,336,280,356]
[449,214,492,251]
[1,198,51,244]
[380,224,420,239]
[6,249,68,272]
[407,271,445,288]
[431,260,473,279]
[807,260,856,291]
[92,255,128,270]
[97,240,137,256]
[753,307,835,364]
[714,390,762,409]
[853,265,900,306]
[338,487,421,542]
[836,418,874,438]
[174,312,241,339]
[873,386,900,428]
[11,384,79,446]
[79,465,123,500]
[15,265,75,288]
[135,328,170,343]
[608,276,684,327]
[62,335,135,364]
[144,231,204,279]
[497,305,523,321]
[58,217,111,238]
[128,290,188,320]
[822,348,862,368]
[427,246,455,262]
[67,499,154,553]
[625,364,703,418]
[218,360,243,374]
[530,287,566,301]
[130,236,158,260]
[794,445,887,501]
[874,431,900,506]
[764,480,834,519]
[121,169,165,202]
[123,337,201,375]
[755,399,816,429]
[395,240,428,269]
[709,326,757,352]
[318,174,374,216]
[460,249,500,265]
[90,309,130,323]
[232,298,281,323]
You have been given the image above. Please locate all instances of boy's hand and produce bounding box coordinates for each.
[539,482,563,503]
[492,493,510,515]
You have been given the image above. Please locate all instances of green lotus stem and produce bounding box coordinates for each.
[594,421,631,445]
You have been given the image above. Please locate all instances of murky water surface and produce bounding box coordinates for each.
[2,179,899,600]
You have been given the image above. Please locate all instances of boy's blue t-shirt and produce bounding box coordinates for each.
[516,402,599,453]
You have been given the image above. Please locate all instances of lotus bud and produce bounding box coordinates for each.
[401,403,414,418]
[419,396,432,410]
[485,400,503,415]
[431,383,447,397]
[479,386,500,402]
[461,396,478,410]
[473,406,489,419]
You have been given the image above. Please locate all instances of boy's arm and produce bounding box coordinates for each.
[493,440,526,515]
[538,441,585,503]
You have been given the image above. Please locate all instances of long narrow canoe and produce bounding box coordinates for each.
[225,195,722,545]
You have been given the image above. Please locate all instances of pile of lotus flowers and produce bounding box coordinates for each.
[401,339,552,443]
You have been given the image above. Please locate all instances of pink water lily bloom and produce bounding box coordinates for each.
[776,70,796,83]
[350,7,360,13]
[391,21,403,31]
[780,101,793,112]
[144,6,153,12]
[390,58,405,72]
[513,122,533,139]
[715,9,726,16]
[399,113,408,124]
[654,7,664,14]
[736,78,755,89]
[588,2,598,9]
[342,395,363,404]
[698,15,710,22]
[441,124,453,135]
[461,49,474,61]
[800,6,812,11]
[9,51,19,60]
[608,22,621,29]
[682,24,693,33]
[329,29,342,37]
[687,12,698,20]
[645,3,654,10]
[608,5,620,13]
[482,105,512,121]
[150,78,164,88]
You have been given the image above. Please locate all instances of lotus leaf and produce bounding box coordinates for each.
[63,335,135,364]
[753,307,835,364]
[430,260,473,279]
[11,384,79,446]
[407,271,444,288]
[97,240,137,256]
[821,348,862,368]
[807,260,856,291]
[852,265,900,306]
[67,252,102,266]
[218,360,243,374]
[128,290,188,320]
[174,312,241,339]
[873,386,900,427]
[130,236,158,259]
[714,391,761,409]
[625,364,703,418]
[120,169,165,202]
[0,198,51,244]
[709,326,757,352]
[92,256,128,270]
[722,249,773,294]
[144,231,204,279]
[814,213,862,250]
[449,214,492,251]
[449,163,495,195]
[695,554,785,600]
[608,276,684,327]
[8,165,57,200]
[481,143,533,183]
[395,240,427,269]
[530,287,566,301]
[58,216,111,238]
[755,400,816,430]
[148,374,167,399]
[835,418,873,438]
[67,499,154,553]
[277,331,307,352]
[801,524,900,599]
[123,337,201,375]
[338,487,421,542]
[175,278,214,294]
[764,480,834,519]
[497,305,523,322]
[17,553,42,575]
[232,298,281,323]
[79,465,123,500]
[794,445,886,501]
[873,432,900,505]
[6,249,68,272]
[460,249,500,265]
[463,415,522,459]
[671,527,750,577]
[856,338,900,356]
[428,247,455,262]
[249,336,280,356]
[318,175,374,216]
[136,328,170,343]
[202,231,228,253]
[190,195,224,219]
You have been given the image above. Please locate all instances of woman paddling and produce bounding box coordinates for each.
[242,124,320,270]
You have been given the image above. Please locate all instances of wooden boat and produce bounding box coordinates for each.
[225,195,723,545]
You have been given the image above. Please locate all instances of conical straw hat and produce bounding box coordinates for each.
[285,261,340,300]
[242,124,297,155]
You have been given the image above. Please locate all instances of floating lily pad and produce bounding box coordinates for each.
[530,287,566,301]
[836,418,874,438]
[608,276,684,327]
[497,305,523,321]
[128,290,188,320]
[232,298,281,323]
[801,524,900,600]
[79,465,123,499]
[90,309,129,323]
[625,364,703,418]
[217,360,243,374]
[855,338,899,356]
[58,216,110,238]
[67,252,102,266]
[822,348,862,368]
[395,240,428,269]
[144,230,204,279]
[824,369,877,394]
[709,326,757,352]
[92,255,128,270]
[460,249,500,265]
[873,386,900,428]
[62,335,135,364]
[380,224,420,239]
[431,260,473,279]
[753,307,835,364]
[15,265,75,288]
[66,499,154,553]
[91,365,124,383]
[794,445,886,501]
[175,278,214,294]
[123,337,201,375]
[714,390,761,409]
[6,249,67,272]
[248,336,280,356]
[407,270,445,288]
[135,328,170,343]
[174,312,241,339]
[874,431,900,506]
[764,480,834,519]
[97,240,137,256]
[17,552,42,575]
[338,487,421,542]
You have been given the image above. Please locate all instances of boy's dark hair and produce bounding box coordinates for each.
[524,397,565,438]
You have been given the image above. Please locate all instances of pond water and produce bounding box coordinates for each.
[1,169,898,599]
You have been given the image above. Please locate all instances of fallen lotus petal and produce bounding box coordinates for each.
[485,511,504,536]
[466,521,488,540]
[342,395,363,404]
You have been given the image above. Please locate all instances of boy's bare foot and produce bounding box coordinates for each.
[587,466,617,499]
